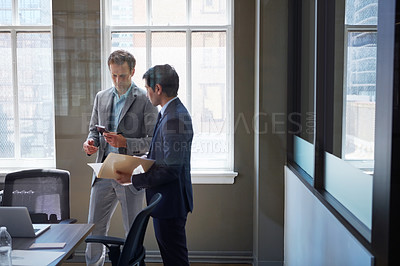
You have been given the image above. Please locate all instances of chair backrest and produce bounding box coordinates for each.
[118,193,162,266]
[2,169,71,223]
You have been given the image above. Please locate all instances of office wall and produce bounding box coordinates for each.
[52,0,102,257]
[284,167,374,266]
[52,0,267,262]
[254,0,287,265]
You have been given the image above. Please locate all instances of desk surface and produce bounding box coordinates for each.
[13,223,94,266]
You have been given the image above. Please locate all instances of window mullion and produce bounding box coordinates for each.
[146,30,151,69]
[227,26,233,169]
[146,0,152,68]
[341,25,349,159]
[314,0,336,189]
[12,0,17,25]
[187,0,191,25]
[186,29,192,113]
[11,30,20,159]
[148,0,152,26]
[101,0,109,91]
[227,0,232,25]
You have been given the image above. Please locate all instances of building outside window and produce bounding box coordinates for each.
[343,0,377,171]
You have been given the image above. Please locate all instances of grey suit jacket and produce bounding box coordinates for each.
[86,83,158,185]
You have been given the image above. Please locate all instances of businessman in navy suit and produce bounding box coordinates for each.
[116,64,193,266]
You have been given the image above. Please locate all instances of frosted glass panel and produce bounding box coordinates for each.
[325,152,372,228]
[293,135,314,177]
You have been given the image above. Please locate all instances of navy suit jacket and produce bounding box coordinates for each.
[132,98,193,218]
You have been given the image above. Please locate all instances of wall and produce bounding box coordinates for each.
[52,0,102,256]
[284,167,374,266]
[253,0,287,265]
[52,0,258,262]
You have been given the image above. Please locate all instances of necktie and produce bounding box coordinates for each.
[148,112,162,159]
[155,112,162,131]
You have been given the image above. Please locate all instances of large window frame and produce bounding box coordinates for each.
[101,0,237,184]
[0,0,55,170]
[287,0,399,265]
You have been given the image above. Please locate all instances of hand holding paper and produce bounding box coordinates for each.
[88,153,154,185]
[115,169,136,184]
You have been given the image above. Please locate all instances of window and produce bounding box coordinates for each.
[288,0,378,243]
[103,0,235,180]
[342,0,377,171]
[288,0,399,264]
[322,0,378,231]
[0,0,55,169]
[292,0,316,179]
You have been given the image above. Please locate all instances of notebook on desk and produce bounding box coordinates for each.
[0,207,51,237]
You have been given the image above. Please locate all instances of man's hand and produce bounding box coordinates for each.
[115,170,132,184]
[104,132,127,148]
[83,139,98,155]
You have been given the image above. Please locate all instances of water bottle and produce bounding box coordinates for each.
[0,227,12,265]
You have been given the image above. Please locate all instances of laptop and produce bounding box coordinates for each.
[0,207,51,238]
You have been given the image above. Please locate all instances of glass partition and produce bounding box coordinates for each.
[323,0,378,230]
[293,0,316,178]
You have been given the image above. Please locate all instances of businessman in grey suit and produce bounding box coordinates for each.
[83,50,158,265]
[116,64,193,266]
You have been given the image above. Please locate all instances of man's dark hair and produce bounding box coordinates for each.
[108,50,136,72]
[142,64,179,97]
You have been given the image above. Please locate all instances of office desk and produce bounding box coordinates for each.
[13,223,94,265]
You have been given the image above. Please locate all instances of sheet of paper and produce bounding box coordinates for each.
[87,163,102,177]
[11,250,65,265]
[87,153,154,184]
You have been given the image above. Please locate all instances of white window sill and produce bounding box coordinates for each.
[1,170,239,185]
[191,171,238,184]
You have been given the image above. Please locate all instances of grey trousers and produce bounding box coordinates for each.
[85,178,145,266]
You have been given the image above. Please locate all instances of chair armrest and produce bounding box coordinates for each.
[59,218,78,224]
[85,235,125,246]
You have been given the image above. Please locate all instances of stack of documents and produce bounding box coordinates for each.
[88,153,155,184]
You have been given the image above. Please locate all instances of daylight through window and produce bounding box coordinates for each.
[104,0,233,172]
[0,0,55,168]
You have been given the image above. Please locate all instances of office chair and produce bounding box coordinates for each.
[2,169,77,224]
[85,193,162,266]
